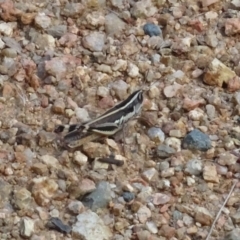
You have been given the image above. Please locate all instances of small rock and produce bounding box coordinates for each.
[31,163,48,175]
[161,168,175,178]
[86,11,105,27]
[35,13,51,29]
[203,163,219,183]
[75,108,90,122]
[165,137,181,152]
[73,151,88,166]
[182,129,212,151]
[152,193,170,205]
[131,0,157,18]
[0,22,14,36]
[52,98,65,114]
[20,217,34,238]
[31,177,58,206]
[142,168,157,182]
[127,62,139,78]
[83,142,110,158]
[82,32,105,52]
[143,23,162,37]
[112,59,127,71]
[137,206,151,223]
[97,86,109,97]
[204,58,236,87]
[156,144,176,158]
[111,79,129,100]
[201,0,219,7]
[47,25,67,38]
[206,104,215,120]
[59,33,78,47]
[46,217,71,234]
[188,108,204,121]
[67,201,85,215]
[72,210,113,239]
[225,18,240,36]
[105,13,126,36]
[217,152,238,166]
[81,181,112,211]
[35,34,55,50]
[13,188,32,210]
[45,57,67,78]
[146,221,158,234]
[225,228,240,240]
[163,83,182,98]
[61,2,84,18]
[40,155,60,169]
[147,127,165,143]
[194,206,213,226]
[160,225,176,238]
[185,159,203,176]
[122,192,135,203]
[68,178,96,199]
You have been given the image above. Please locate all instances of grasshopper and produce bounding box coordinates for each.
[55,89,144,149]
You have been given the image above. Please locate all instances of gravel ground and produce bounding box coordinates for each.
[0,0,240,239]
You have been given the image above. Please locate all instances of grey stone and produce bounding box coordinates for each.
[47,25,67,38]
[105,13,126,36]
[72,210,112,240]
[156,144,176,158]
[182,129,212,151]
[81,181,112,211]
[224,228,240,240]
[185,159,203,176]
[143,23,162,37]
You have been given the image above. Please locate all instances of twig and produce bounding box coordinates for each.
[206,180,238,240]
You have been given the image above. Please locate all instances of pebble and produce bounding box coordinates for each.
[225,228,240,240]
[75,107,90,122]
[40,155,59,169]
[141,168,157,182]
[34,34,55,50]
[67,200,85,215]
[217,152,238,166]
[137,205,151,223]
[73,151,88,166]
[165,137,181,152]
[111,79,128,99]
[86,11,105,27]
[194,206,213,226]
[72,210,113,239]
[127,62,139,78]
[82,32,106,52]
[146,221,158,234]
[61,2,84,17]
[81,181,112,211]
[31,177,58,206]
[185,159,203,176]
[156,144,176,158]
[182,129,212,151]
[20,217,34,238]
[152,193,171,205]
[45,57,67,77]
[13,188,32,210]
[34,12,51,29]
[131,0,157,18]
[105,13,126,36]
[203,163,219,183]
[47,25,67,38]
[52,98,65,114]
[143,23,162,37]
[147,127,165,143]
[0,22,14,36]
[83,142,110,158]
[122,192,135,203]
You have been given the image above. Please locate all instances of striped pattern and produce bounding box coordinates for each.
[55,89,144,148]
